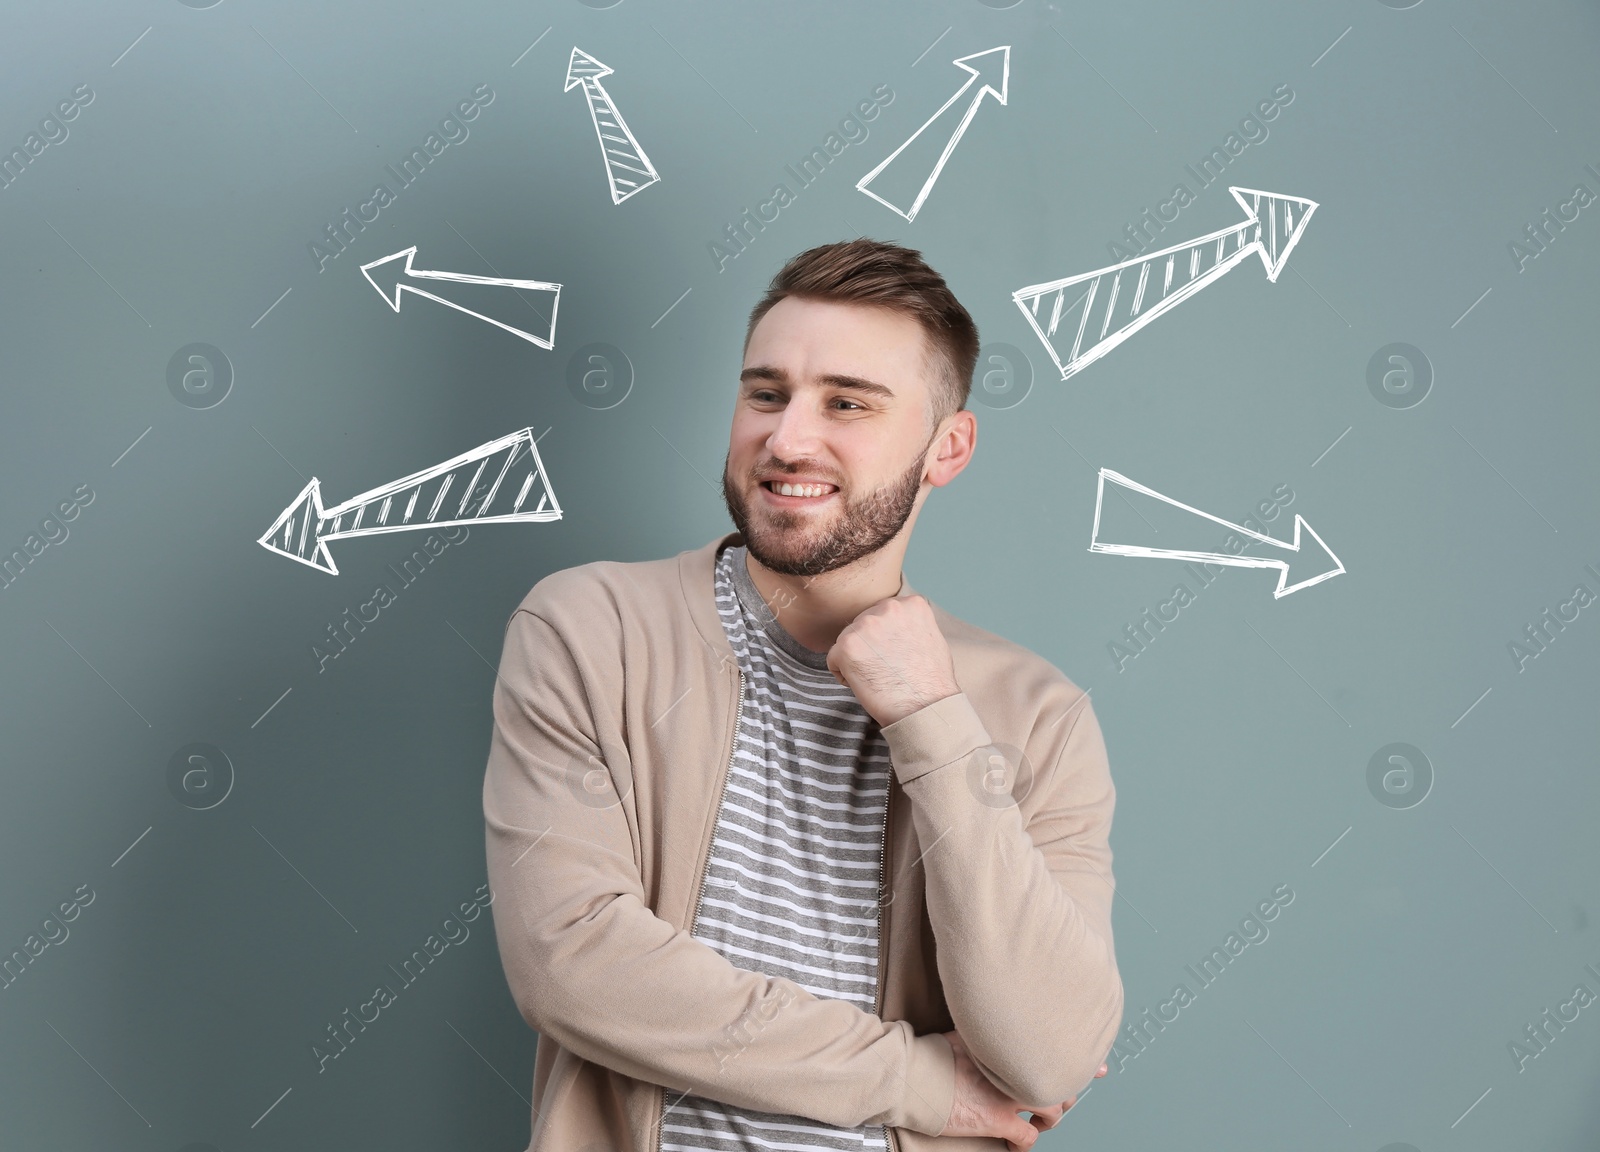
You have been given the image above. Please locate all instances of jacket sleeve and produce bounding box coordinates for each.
[879,686,1124,1108]
[482,606,956,1135]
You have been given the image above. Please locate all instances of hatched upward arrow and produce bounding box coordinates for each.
[359,246,562,349]
[565,46,660,205]
[856,45,1009,222]
[1089,468,1344,599]
[1014,186,1318,380]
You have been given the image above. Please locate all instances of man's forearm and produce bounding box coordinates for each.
[485,813,954,1131]
[880,690,1124,1107]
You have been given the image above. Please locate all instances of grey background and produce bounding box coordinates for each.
[2,0,1597,1149]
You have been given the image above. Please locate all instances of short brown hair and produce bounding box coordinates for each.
[743,238,979,430]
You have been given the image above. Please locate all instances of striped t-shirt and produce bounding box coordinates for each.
[660,543,893,1152]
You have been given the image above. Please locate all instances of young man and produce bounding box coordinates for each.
[483,239,1121,1152]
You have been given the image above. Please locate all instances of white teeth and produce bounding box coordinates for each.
[773,482,832,498]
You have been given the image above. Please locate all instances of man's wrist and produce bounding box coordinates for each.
[900,1030,956,1135]
[879,691,992,787]
[877,681,961,728]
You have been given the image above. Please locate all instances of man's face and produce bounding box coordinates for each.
[722,296,942,579]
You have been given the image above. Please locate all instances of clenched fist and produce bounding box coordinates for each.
[826,593,960,728]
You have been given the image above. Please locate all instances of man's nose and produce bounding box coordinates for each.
[766,399,828,459]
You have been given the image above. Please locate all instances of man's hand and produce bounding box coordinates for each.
[826,594,960,728]
[937,1031,1107,1151]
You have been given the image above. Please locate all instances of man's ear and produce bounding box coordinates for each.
[925,409,977,488]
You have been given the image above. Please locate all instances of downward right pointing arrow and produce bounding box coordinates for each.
[1090,468,1345,598]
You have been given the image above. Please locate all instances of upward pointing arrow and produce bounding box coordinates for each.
[359,246,562,349]
[856,45,1010,222]
[565,46,661,205]
[1013,186,1318,380]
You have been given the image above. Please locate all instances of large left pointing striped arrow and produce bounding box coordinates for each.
[258,428,561,575]
[360,246,562,349]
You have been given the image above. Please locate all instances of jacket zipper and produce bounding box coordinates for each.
[872,777,891,1017]
[876,765,896,1152]
[657,666,744,1152]
[693,666,743,940]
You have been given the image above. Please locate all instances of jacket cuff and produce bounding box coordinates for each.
[880,692,992,787]
[901,1030,956,1135]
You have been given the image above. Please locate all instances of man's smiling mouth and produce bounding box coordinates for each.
[761,479,838,499]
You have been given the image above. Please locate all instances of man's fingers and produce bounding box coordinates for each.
[1096,1062,1108,1077]
[1027,1102,1067,1131]
[1002,1111,1044,1152]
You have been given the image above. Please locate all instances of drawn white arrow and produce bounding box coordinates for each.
[359,246,561,349]
[565,46,660,205]
[856,45,1009,222]
[258,428,561,575]
[1090,468,1344,599]
[1014,186,1318,380]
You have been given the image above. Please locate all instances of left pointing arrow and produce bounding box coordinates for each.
[258,428,561,575]
[359,246,562,349]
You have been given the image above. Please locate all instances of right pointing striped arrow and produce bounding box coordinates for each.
[1013,186,1318,381]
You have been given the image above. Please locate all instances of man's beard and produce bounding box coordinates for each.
[722,439,930,579]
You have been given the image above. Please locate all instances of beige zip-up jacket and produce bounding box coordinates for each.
[483,530,1123,1151]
